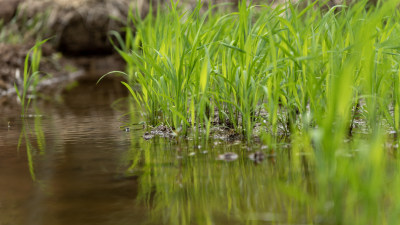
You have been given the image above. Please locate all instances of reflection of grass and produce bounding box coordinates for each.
[17,105,46,181]
[126,133,400,225]
[130,139,312,225]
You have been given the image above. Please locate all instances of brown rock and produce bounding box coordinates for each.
[18,0,147,55]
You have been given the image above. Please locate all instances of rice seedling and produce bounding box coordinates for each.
[118,1,400,223]
[114,0,400,143]
[14,39,48,116]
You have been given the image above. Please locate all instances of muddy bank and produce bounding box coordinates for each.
[0,0,135,107]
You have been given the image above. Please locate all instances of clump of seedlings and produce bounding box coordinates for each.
[114,0,400,145]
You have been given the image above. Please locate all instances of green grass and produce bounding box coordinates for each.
[0,9,49,44]
[115,1,400,224]
[115,0,400,143]
[14,39,48,116]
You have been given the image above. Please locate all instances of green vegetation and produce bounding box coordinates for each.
[14,39,48,116]
[126,136,398,225]
[115,0,400,143]
[7,0,400,224]
[12,39,48,181]
[17,106,46,181]
[0,9,49,44]
[116,0,400,224]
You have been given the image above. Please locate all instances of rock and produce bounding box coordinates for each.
[217,152,238,162]
[248,151,265,163]
[0,0,22,23]
[18,0,147,55]
[143,132,154,140]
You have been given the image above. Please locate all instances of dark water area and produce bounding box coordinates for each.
[0,78,147,225]
[0,77,308,225]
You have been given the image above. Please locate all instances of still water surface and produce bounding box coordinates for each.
[0,78,310,225]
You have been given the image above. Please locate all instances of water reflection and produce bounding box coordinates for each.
[1,78,316,225]
[124,135,314,225]
[0,78,146,225]
[17,104,46,181]
[1,76,399,224]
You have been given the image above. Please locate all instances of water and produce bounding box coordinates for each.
[0,78,312,225]
[0,78,148,225]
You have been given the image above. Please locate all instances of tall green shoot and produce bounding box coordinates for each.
[14,39,48,116]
